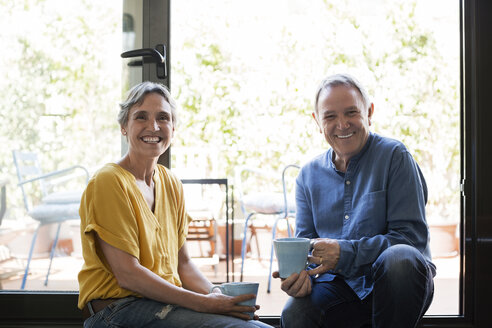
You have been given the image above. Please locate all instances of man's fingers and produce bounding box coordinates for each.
[272,271,280,279]
[280,272,299,292]
[307,265,324,276]
[307,255,323,265]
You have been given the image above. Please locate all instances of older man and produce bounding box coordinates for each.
[274,74,435,328]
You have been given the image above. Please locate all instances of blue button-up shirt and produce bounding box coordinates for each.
[296,133,434,299]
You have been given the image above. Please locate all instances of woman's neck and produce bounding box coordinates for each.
[117,153,157,186]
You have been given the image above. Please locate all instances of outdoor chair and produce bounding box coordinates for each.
[12,150,89,289]
[235,164,300,292]
[182,181,221,276]
[172,147,222,275]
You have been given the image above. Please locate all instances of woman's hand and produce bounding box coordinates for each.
[201,292,260,320]
[272,270,312,298]
[307,238,340,276]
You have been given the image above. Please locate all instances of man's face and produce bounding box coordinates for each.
[313,85,373,166]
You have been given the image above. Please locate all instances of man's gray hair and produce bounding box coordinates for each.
[118,81,177,128]
[314,74,371,114]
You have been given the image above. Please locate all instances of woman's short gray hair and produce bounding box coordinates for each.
[314,74,371,114]
[118,81,177,128]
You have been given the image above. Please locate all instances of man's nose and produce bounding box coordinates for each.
[337,117,350,130]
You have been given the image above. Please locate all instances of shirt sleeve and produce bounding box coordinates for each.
[295,173,319,239]
[83,170,140,259]
[335,149,429,278]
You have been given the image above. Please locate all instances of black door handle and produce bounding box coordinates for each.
[121,44,167,79]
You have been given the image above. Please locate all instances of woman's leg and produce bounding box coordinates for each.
[84,296,272,328]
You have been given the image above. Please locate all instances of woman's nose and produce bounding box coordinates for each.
[150,120,160,131]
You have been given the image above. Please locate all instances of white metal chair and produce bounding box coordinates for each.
[236,164,300,292]
[12,150,89,289]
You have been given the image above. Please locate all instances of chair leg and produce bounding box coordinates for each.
[44,222,62,286]
[267,216,282,293]
[251,226,261,261]
[286,216,293,237]
[21,224,41,290]
[240,213,255,282]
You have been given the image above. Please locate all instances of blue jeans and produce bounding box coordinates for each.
[281,244,435,328]
[84,296,273,328]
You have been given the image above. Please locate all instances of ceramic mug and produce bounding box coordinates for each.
[273,237,311,278]
[209,282,259,319]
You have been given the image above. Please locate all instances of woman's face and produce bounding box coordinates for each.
[122,92,174,160]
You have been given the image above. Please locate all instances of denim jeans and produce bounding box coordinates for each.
[84,296,273,328]
[281,244,435,328]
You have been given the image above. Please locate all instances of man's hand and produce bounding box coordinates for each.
[307,238,340,276]
[272,270,312,298]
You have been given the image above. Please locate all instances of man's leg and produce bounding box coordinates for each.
[281,296,325,328]
[372,244,435,328]
[281,278,371,328]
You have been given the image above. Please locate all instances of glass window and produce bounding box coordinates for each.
[171,0,460,316]
[0,0,468,324]
[0,0,122,291]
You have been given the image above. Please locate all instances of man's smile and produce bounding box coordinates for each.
[336,132,355,139]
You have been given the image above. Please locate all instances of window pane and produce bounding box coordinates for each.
[171,0,460,316]
[0,0,122,291]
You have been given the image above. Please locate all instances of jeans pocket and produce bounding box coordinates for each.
[105,297,167,328]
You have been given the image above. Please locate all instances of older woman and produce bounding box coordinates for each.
[78,82,271,328]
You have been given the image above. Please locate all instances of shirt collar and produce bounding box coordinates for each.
[327,132,374,171]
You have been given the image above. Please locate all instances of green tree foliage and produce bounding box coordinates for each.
[0,0,121,216]
[172,0,459,222]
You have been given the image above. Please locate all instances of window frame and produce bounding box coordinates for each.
[1,0,492,326]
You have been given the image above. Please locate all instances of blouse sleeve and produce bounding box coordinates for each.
[82,169,140,259]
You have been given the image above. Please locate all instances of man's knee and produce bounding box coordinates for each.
[372,244,427,284]
[281,297,319,328]
[281,297,302,323]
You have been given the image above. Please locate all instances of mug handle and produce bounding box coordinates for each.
[209,285,224,294]
[306,239,316,269]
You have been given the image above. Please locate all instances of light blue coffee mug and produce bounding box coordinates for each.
[209,282,259,319]
[273,237,311,278]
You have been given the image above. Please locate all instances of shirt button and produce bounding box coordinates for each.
[346,180,351,185]
[344,215,349,220]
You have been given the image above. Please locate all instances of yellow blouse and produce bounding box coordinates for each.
[78,163,191,309]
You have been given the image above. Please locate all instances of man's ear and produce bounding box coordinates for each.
[368,103,374,125]
[312,112,323,134]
